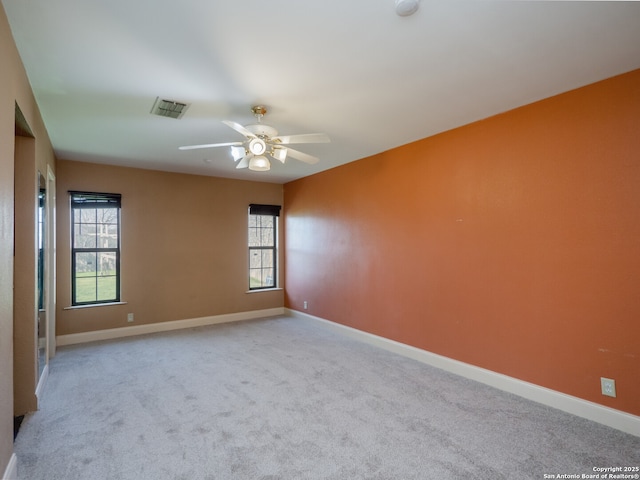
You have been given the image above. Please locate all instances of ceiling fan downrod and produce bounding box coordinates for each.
[251,105,267,123]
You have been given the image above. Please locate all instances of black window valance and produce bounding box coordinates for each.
[70,191,121,208]
[249,204,281,217]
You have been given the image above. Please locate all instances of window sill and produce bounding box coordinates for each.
[245,288,283,294]
[63,301,128,310]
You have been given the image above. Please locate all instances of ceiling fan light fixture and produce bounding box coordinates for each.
[249,138,267,155]
[230,145,246,161]
[249,156,270,171]
[272,146,287,163]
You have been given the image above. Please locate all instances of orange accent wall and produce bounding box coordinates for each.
[284,69,640,416]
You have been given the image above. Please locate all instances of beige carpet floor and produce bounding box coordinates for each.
[14,315,640,479]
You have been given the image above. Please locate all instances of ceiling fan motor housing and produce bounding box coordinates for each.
[246,124,278,138]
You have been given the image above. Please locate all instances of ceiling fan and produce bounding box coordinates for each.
[179,106,330,171]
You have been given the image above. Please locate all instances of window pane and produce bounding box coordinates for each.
[74,223,97,248]
[263,268,274,286]
[98,207,118,224]
[249,248,275,288]
[76,208,96,224]
[249,249,274,268]
[75,276,97,303]
[249,269,262,288]
[97,252,117,275]
[261,228,274,246]
[105,224,119,248]
[93,224,118,248]
[249,227,274,247]
[250,249,260,269]
[249,268,274,288]
[249,227,260,247]
[75,252,97,303]
[261,250,274,268]
[249,215,275,245]
[76,251,97,275]
[96,275,117,302]
[73,252,118,303]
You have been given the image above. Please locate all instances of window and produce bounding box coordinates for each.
[70,191,121,305]
[248,204,280,290]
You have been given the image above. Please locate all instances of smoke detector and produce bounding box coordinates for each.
[395,0,419,16]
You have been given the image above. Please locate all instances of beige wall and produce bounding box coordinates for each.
[13,136,38,415]
[56,160,284,335]
[1,4,56,474]
[0,13,15,473]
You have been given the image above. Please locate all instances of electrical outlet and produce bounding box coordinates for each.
[303,301,308,310]
[600,377,616,397]
[127,313,134,323]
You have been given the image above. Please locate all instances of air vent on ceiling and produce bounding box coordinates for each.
[150,97,190,119]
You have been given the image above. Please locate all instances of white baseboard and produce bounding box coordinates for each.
[57,307,286,346]
[287,309,640,437]
[2,453,17,480]
[35,363,49,401]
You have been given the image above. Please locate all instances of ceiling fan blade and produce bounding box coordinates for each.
[272,133,330,145]
[285,147,319,165]
[236,154,253,169]
[222,120,256,139]
[179,141,242,151]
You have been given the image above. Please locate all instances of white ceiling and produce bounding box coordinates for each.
[4,1,640,184]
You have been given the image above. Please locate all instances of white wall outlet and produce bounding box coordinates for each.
[600,377,616,397]
[303,301,308,310]
[127,313,134,323]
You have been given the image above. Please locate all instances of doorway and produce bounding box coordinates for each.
[13,103,55,423]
